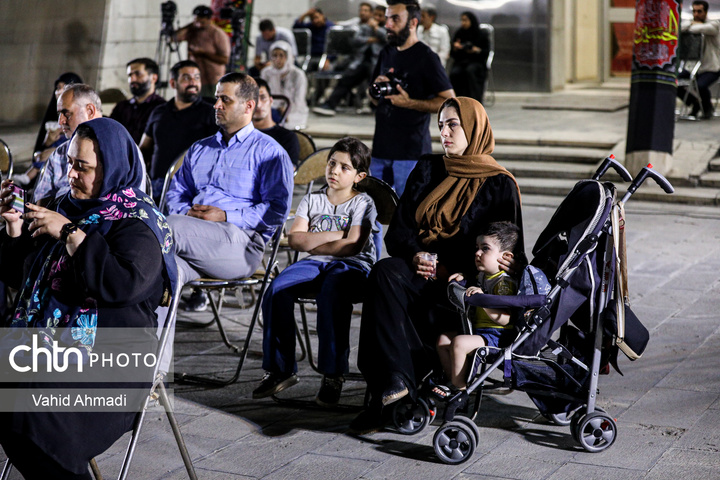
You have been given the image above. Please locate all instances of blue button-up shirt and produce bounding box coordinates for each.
[166,122,293,242]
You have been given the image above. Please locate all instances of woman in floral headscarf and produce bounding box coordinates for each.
[0,117,176,479]
[352,97,524,433]
[261,39,309,129]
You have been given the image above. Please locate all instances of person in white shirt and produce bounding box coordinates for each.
[677,1,720,119]
[417,5,451,68]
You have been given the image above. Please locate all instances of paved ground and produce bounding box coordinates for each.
[2,86,720,479]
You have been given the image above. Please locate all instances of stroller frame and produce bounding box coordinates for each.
[389,156,675,464]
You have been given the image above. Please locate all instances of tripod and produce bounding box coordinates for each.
[156,27,181,97]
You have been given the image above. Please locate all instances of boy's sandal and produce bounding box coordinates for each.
[431,384,453,400]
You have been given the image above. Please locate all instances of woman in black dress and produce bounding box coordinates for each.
[449,12,490,103]
[352,96,523,433]
[0,117,176,479]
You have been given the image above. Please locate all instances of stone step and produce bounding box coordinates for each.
[304,128,619,150]
[699,171,720,188]
[519,177,720,205]
[313,137,609,165]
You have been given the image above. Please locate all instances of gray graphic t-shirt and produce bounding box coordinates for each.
[296,188,378,271]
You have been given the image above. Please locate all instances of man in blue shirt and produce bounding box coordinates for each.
[166,72,294,310]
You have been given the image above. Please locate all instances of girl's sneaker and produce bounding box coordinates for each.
[315,375,344,407]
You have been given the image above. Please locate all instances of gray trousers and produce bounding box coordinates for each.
[168,214,266,285]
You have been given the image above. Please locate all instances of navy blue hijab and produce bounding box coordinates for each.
[11,118,177,345]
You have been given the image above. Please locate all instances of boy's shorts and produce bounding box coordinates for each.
[474,327,515,348]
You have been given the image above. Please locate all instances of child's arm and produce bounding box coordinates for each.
[287,217,344,252]
[307,224,371,257]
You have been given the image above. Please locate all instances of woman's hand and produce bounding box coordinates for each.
[0,180,23,236]
[24,203,70,240]
[448,273,464,283]
[453,40,463,50]
[498,252,519,275]
[412,251,435,279]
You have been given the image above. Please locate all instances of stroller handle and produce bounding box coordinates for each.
[593,154,632,182]
[621,163,674,203]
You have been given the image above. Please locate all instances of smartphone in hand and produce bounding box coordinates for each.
[9,184,25,214]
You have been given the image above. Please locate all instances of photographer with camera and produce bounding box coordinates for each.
[368,0,454,197]
[449,11,490,103]
[174,5,231,98]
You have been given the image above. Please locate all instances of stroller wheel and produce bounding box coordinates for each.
[574,412,617,453]
[392,397,432,435]
[570,406,606,442]
[452,415,480,446]
[433,421,477,464]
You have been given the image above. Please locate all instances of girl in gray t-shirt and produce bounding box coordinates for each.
[253,137,377,407]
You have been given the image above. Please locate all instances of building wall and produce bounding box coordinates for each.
[0,0,108,124]
[574,0,601,82]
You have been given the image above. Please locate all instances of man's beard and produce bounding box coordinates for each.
[387,21,411,47]
[130,80,152,97]
[178,89,199,103]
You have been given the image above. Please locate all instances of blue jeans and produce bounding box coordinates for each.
[370,157,418,197]
[370,157,418,260]
[261,259,369,375]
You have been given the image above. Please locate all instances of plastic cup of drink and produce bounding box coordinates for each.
[45,121,61,132]
[419,252,438,279]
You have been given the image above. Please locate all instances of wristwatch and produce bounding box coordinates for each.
[60,222,79,243]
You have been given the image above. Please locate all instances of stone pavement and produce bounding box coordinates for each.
[2,86,720,478]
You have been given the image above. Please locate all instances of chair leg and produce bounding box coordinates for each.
[157,381,198,480]
[0,460,11,480]
[89,458,103,480]
[299,303,322,374]
[207,291,241,353]
[118,395,152,480]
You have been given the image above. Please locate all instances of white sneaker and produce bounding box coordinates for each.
[312,105,336,116]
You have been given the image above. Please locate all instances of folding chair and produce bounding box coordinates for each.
[0,139,13,181]
[294,176,399,378]
[677,32,705,120]
[293,28,312,72]
[158,150,188,214]
[0,283,198,480]
[175,225,285,386]
[272,94,291,126]
[295,130,317,164]
[310,26,359,106]
[479,23,496,107]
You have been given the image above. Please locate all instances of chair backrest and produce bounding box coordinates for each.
[272,94,291,125]
[295,130,316,163]
[158,150,187,214]
[293,28,312,71]
[294,147,329,192]
[0,139,13,180]
[479,23,495,70]
[679,32,704,62]
[325,26,358,56]
[145,173,153,200]
[357,176,400,225]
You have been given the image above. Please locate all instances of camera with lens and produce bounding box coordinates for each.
[160,1,177,36]
[369,71,409,99]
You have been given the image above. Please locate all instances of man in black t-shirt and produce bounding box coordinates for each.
[252,78,301,166]
[109,58,165,144]
[139,60,217,199]
[369,0,454,196]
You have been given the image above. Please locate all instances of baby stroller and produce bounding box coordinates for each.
[389,156,675,464]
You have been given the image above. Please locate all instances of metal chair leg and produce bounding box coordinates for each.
[89,458,103,480]
[157,381,198,480]
[0,460,11,480]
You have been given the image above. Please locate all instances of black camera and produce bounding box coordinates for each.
[160,1,177,36]
[369,71,409,99]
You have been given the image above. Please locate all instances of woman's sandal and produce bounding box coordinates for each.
[431,384,453,400]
